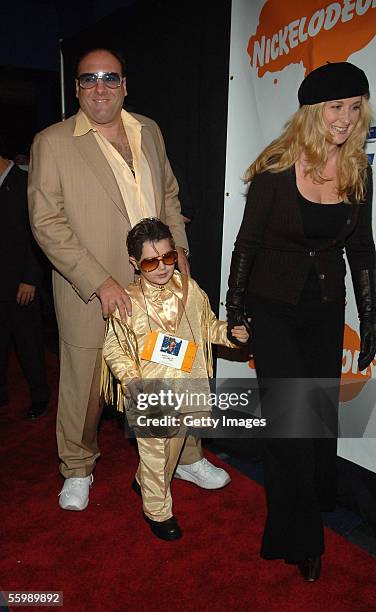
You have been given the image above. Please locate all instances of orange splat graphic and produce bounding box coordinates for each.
[248,0,376,77]
[340,324,374,402]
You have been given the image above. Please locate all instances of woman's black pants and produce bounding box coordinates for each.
[250,295,345,564]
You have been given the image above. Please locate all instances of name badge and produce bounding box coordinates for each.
[141,331,197,372]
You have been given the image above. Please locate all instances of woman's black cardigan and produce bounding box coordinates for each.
[233,165,375,305]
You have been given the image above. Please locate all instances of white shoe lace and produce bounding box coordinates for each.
[198,458,211,472]
[58,475,93,497]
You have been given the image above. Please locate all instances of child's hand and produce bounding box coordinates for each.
[125,378,143,402]
[231,324,249,344]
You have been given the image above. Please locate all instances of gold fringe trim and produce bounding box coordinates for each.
[201,294,213,378]
[100,316,142,413]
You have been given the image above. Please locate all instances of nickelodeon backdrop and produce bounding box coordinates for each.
[218,0,376,471]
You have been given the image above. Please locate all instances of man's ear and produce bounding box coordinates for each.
[129,257,139,271]
[75,79,79,99]
[122,77,127,97]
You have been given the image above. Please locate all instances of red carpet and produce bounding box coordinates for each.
[1,352,376,611]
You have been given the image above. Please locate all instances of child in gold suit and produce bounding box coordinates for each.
[102,218,248,540]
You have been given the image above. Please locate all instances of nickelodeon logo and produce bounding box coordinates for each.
[248,0,375,76]
[248,324,375,402]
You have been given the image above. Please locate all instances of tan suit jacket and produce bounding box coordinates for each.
[28,112,188,349]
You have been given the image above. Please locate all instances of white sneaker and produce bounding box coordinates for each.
[58,474,93,511]
[175,458,231,489]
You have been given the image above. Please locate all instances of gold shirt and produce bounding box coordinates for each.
[101,271,236,412]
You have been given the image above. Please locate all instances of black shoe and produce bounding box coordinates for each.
[298,556,321,582]
[143,514,182,541]
[132,478,142,497]
[27,401,48,420]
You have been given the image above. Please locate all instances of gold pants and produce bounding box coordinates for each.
[57,342,202,479]
[136,434,201,521]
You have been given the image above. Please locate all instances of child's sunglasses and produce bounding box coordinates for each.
[139,250,178,272]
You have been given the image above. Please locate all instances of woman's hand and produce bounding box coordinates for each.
[230,324,249,344]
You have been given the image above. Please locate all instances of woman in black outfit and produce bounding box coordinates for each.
[226,62,375,582]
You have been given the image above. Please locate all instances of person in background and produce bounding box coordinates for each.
[0,137,49,419]
[28,47,229,512]
[226,62,374,582]
[15,153,30,172]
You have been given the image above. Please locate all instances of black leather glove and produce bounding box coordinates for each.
[226,247,253,347]
[352,268,376,371]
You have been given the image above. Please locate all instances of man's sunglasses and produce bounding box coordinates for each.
[77,72,123,89]
[139,250,178,272]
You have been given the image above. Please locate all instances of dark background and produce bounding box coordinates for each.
[0,0,137,153]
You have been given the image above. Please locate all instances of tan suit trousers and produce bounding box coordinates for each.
[57,342,203,478]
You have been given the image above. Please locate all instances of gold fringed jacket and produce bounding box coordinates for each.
[101,271,237,413]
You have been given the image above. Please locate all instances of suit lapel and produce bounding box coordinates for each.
[73,131,130,222]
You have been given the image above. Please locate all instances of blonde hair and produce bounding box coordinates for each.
[245,97,373,203]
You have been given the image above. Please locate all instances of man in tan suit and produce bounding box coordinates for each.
[28,48,230,511]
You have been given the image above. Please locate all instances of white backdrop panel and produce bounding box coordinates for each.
[218,0,376,471]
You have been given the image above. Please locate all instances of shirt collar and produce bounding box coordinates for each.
[73,108,144,137]
[140,270,184,300]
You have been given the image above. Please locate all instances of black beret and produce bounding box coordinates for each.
[298,62,369,106]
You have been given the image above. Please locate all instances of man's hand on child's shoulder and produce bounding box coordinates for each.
[96,276,132,321]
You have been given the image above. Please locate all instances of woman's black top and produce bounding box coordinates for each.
[298,191,348,300]
[234,165,375,305]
